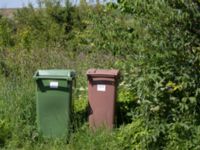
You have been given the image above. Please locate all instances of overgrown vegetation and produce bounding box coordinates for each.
[0,0,200,149]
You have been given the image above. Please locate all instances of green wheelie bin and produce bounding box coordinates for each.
[33,69,76,138]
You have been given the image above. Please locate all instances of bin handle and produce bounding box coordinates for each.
[73,77,76,88]
[33,75,73,81]
[87,75,118,79]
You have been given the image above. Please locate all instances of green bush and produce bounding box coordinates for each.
[0,17,15,48]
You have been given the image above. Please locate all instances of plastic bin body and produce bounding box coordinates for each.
[34,70,75,138]
[87,69,119,129]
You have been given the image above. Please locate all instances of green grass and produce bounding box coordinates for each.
[0,51,128,149]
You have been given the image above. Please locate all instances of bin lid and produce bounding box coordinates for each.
[87,69,119,78]
[33,69,75,80]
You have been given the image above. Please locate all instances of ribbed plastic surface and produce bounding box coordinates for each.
[34,69,75,138]
[87,69,119,78]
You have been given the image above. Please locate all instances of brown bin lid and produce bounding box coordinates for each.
[87,69,120,78]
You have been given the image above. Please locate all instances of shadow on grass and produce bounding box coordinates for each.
[116,100,138,127]
[72,100,138,130]
[0,139,5,148]
[72,107,88,130]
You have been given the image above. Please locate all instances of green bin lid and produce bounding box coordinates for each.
[33,69,76,80]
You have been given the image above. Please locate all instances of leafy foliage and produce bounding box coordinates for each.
[0,0,200,149]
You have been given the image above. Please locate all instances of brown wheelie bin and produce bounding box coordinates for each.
[87,69,120,129]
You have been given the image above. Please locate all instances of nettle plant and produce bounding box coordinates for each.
[114,0,200,123]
